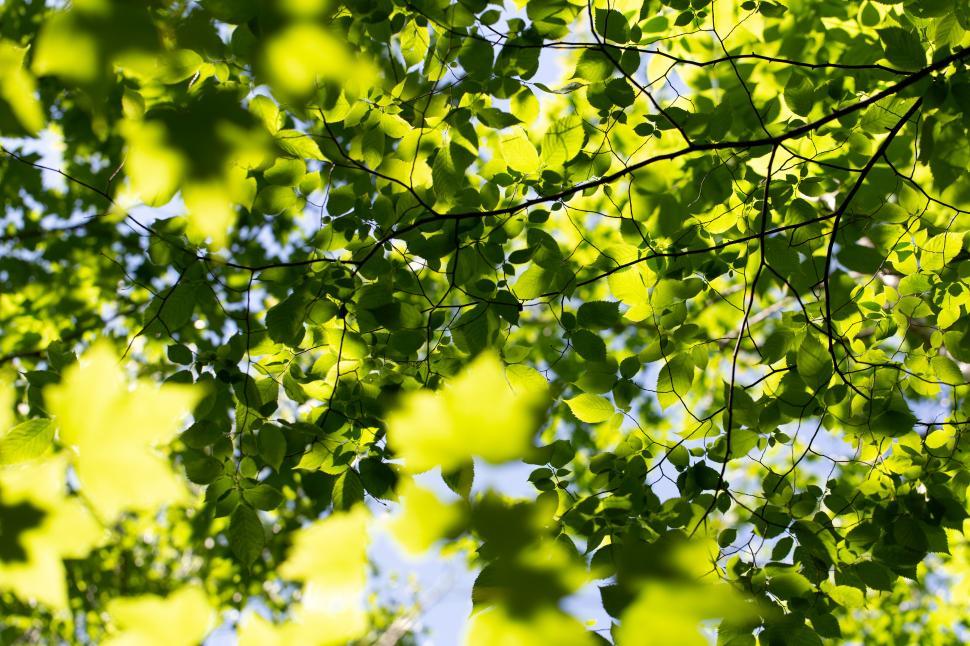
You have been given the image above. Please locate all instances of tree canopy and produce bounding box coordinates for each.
[1,0,970,643]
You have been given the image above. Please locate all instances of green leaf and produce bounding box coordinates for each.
[243,484,283,511]
[577,301,621,329]
[228,503,264,566]
[594,8,629,42]
[571,329,607,361]
[296,434,352,475]
[796,334,832,387]
[44,343,203,520]
[656,355,694,410]
[167,343,193,365]
[771,537,794,561]
[258,424,287,471]
[822,581,864,609]
[203,0,258,23]
[265,294,306,347]
[768,571,813,600]
[249,94,282,133]
[574,49,613,82]
[674,10,695,27]
[931,355,963,384]
[851,560,897,591]
[388,480,464,554]
[0,42,44,135]
[183,450,223,484]
[254,185,299,214]
[387,353,547,473]
[541,115,584,168]
[477,107,521,129]
[925,428,953,450]
[458,36,494,80]
[878,27,926,69]
[359,457,398,500]
[514,263,572,300]
[784,73,814,117]
[181,422,224,449]
[159,283,196,331]
[565,393,615,423]
[668,444,690,469]
[957,3,970,29]
[892,515,928,552]
[0,419,54,464]
[859,2,881,27]
[333,469,365,510]
[442,462,476,499]
[499,128,540,174]
[276,129,324,159]
[921,232,964,271]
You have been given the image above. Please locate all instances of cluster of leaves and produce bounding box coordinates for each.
[1,0,970,643]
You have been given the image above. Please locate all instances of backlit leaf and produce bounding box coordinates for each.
[44,342,201,520]
[387,352,547,473]
[565,393,614,423]
[499,128,541,174]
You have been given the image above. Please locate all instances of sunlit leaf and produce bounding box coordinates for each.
[0,457,102,609]
[0,42,44,134]
[542,115,584,168]
[44,342,201,520]
[104,586,215,646]
[0,419,54,464]
[499,128,541,175]
[465,605,595,646]
[616,582,754,646]
[564,393,615,423]
[387,480,465,553]
[262,24,376,99]
[387,352,548,473]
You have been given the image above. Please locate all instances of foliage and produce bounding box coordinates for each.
[1,0,970,643]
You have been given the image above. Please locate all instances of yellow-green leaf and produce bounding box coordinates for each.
[387,352,547,473]
[387,480,465,554]
[499,128,540,174]
[541,115,584,168]
[0,457,102,609]
[104,586,215,646]
[44,342,202,520]
[280,506,369,592]
[564,393,614,423]
[465,605,594,646]
[922,232,965,272]
[0,42,44,134]
[0,419,54,465]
